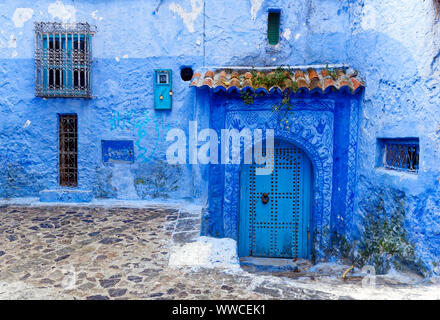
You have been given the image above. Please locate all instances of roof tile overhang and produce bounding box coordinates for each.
[190,67,364,95]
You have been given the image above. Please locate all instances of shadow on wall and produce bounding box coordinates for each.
[134,160,182,199]
[94,166,117,199]
[0,142,43,198]
[94,160,182,200]
[355,182,425,275]
[327,180,426,275]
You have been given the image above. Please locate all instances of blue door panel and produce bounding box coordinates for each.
[255,172,271,193]
[239,141,312,259]
[254,227,272,257]
[276,197,293,223]
[277,227,294,257]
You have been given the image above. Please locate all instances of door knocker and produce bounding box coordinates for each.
[261,193,270,204]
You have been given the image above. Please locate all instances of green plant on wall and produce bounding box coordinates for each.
[330,230,354,261]
[325,63,338,80]
[356,189,425,275]
[240,67,298,129]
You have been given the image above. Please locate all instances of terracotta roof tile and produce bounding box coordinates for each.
[203,78,213,86]
[294,70,305,80]
[229,78,240,87]
[321,69,330,78]
[204,70,214,79]
[307,68,319,81]
[350,77,362,92]
[192,72,201,80]
[323,77,337,92]
[190,67,364,95]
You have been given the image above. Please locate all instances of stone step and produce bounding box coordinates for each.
[240,256,311,273]
[39,189,93,203]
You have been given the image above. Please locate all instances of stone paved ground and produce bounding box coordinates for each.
[1,204,440,300]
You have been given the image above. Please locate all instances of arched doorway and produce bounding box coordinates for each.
[238,140,313,259]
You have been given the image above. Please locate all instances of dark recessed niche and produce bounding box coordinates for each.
[180,67,194,81]
[268,9,281,45]
[376,138,419,173]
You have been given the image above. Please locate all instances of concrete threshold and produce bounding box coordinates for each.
[240,256,310,273]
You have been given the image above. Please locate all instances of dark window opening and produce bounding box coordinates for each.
[49,69,63,88]
[49,38,62,50]
[74,70,86,88]
[268,10,281,45]
[378,138,419,173]
[73,39,86,51]
[59,114,78,187]
[180,67,194,81]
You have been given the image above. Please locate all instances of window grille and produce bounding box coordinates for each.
[59,114,78,187]
[34,22,97,98]
[379,138,419,173]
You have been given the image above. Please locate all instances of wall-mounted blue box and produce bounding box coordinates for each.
[154,69,172,109]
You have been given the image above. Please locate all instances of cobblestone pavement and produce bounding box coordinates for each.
[0,205,439,300]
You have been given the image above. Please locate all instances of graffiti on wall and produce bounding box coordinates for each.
[109,109,171,163]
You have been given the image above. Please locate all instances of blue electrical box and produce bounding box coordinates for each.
[154,69,172,109]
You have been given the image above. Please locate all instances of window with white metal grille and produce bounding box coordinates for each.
[34,22,97,98]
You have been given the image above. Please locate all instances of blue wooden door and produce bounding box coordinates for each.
[239,141,312,258]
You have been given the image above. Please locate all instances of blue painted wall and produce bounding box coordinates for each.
[1,0,440,274]
[0,0,352,201]
[345,0,440,275]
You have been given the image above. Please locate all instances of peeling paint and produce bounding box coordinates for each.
[48,0,76,23]
[91,10,103,21]
[12,8,34,28]
[8,35,16,48]
[169,0,202,33]
[360,2,377,31]
[282,28,291,40]
[250,0,264,20]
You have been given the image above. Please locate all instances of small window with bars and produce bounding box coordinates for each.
[34,22,96,98]
[267,9,281,45]
[378,138,419,173]
[59,114,78,187]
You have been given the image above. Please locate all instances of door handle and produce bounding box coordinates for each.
[261,193,270,204]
